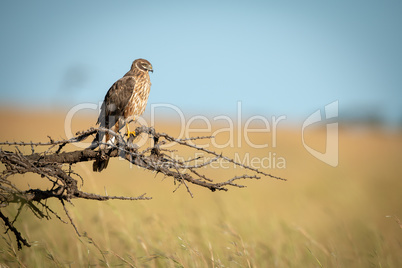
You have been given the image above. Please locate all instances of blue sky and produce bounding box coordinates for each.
[1,0,401,123]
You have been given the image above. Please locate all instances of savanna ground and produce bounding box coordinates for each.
[0,108,401,267]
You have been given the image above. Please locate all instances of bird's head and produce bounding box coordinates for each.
[133,59,153,73]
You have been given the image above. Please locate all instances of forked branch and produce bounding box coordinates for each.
[0,126,285,249]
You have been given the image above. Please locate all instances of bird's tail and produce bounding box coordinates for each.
[93,157,110,172]
[88,129,110,172]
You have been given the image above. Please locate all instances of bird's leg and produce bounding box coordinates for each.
[126,122,136,137]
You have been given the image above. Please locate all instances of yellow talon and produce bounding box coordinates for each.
[126,123,136,137]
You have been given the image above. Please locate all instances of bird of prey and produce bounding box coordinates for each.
[91,58,153,172]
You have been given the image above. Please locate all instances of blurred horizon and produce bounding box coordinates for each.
[1,2,402,264]
[1,1,402,125]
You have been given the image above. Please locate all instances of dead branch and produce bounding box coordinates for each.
[0,125,285,249]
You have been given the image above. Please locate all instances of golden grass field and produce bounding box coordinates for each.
[0,108,401,267]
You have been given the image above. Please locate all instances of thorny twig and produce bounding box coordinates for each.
[0,125,286,249]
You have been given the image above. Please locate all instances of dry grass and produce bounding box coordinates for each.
[0,108,401,267]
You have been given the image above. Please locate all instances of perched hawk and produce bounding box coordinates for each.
[92,58,153,172]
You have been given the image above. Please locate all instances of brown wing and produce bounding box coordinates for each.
[97,76,136,129]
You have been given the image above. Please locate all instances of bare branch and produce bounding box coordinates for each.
[0,125,285,249]
[0,210,31,249]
